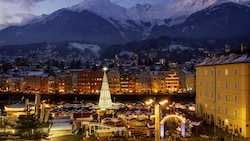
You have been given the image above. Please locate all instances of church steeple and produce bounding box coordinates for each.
[98,67,112,110]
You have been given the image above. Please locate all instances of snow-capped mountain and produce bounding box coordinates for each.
[71,0,128,22]
[0,0,250,46]
[69,0,250,27]
[150,2,250,38]
[68,0,216,28]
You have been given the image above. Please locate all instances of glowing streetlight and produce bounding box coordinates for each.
[159,100,168,105]
[145,99,154,105]
[103,67,108,71]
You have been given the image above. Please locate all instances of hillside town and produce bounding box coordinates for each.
[0,42,199,95]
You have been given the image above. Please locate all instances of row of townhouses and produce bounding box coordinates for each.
[0,68,195,94]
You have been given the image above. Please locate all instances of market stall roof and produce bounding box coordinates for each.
[4,101,35,112]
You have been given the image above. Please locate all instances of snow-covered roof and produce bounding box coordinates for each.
[50,121,72,131]
[26,71,44,76]
[196,51,250,67]
[4,101,35,112]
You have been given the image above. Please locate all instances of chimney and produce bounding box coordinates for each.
[225,44,231,53]
[241,43,248,52]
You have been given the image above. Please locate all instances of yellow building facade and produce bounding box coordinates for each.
[196,49,250,138]
[165,69,179,94]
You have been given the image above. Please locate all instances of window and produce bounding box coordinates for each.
[234,68,238,76]
[225,94,228,102]
[234,96,238,103]
[211,81,214,87]
[200,91,202,96]
[217,69,220,76]
[225,82,228,88]
[234,82,238,89]
[200,81,202,86]
[217,82,221,87]
[234,110,238,117]
[225,108,228,114]
[218,106,220,112]
[211,70,214,75]
[199,70,202,75]
[218,93,220,101]
[225,69,229,76]
[205,91,208,97]
[205,70,208,75]
[211,92,214,99]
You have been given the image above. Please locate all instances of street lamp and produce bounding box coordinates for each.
[155,103,160,141]
[145,98,167,141]
[145,99,154,105]
[159,100,168,106]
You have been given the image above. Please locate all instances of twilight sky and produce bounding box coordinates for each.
[0,0,176,29]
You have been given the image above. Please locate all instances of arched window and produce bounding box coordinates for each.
[234,95,238,104]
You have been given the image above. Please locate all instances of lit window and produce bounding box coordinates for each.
[234,110,238,117]
[205,70,208,75]
[225,69,229,76]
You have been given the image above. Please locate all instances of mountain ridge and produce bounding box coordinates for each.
[149,2,250,38]
[0,0,250,46]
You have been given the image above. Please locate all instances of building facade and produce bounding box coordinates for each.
[0,68,192,95]
[107,69,120,94]
[165,69,179,94]
[196,46,250,138]
[179,70,196,93]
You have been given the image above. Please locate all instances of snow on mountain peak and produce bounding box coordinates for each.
[70,0,128,22]
[69,0,250,28]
